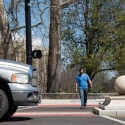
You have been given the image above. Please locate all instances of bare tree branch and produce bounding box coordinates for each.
[11,22,44,32]
[60,0,79,9]
[98,68,116,73]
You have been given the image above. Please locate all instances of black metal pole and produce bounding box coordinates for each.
[25,0,32,65]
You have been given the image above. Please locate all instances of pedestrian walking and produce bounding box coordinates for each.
[76,67,93,109]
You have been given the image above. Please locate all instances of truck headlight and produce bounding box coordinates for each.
[11,74,29,83]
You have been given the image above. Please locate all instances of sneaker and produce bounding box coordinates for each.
[80,106,84,109]
[84,106,87,109]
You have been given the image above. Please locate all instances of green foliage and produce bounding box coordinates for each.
[62,0,125,79]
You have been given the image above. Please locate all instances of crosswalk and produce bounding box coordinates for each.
[14,105,96,117]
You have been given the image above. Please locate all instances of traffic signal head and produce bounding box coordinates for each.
[32,50,42,59]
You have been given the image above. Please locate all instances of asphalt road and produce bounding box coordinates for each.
[1,103,125,125]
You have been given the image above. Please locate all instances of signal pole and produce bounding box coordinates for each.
[25,0,32,65]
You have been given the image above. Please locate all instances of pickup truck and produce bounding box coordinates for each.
[0,59,41,120]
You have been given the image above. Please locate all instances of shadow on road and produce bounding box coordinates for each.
[0,117,32,122]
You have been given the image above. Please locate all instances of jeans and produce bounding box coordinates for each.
[79,88,88,107]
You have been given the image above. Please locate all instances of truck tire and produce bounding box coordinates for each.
[0,89,9,120]
[4,106,18,118]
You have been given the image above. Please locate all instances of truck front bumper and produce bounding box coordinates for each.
[8,83,42,106]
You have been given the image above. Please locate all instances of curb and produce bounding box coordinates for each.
[39,104,99,107]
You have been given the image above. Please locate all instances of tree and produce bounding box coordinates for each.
[62,0,125,80]
[46,0,79,93]
[3,0,49,62]
[0,0,15,60]
[92,71,115,93]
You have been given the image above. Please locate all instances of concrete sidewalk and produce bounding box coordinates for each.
[39,99,104,106]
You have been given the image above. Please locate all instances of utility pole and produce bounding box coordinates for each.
[25,0,32,65]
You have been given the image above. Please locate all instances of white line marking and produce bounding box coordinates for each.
[17,106,37,111]
[101,115,125,124]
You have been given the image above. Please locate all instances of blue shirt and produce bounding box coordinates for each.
[76,73,90,89]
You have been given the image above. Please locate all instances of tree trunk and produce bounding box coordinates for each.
[46,0,79,92]
[85,0,89,57]
[46,0,62,92]
[0,0,15,60]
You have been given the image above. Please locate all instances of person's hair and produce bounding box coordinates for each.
[79,67,84,71]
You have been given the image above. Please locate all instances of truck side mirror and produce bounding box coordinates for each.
[32,50,42,59]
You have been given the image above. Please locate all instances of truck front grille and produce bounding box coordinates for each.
[31,69,38,87]
[31,78,37,86]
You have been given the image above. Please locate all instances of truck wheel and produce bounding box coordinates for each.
[4,106,18,118]
[0,89,9,120]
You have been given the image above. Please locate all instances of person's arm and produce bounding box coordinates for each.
[88,80,93,88]
[76,82,78,92]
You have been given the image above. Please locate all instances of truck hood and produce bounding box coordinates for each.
[0,59,33,70]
